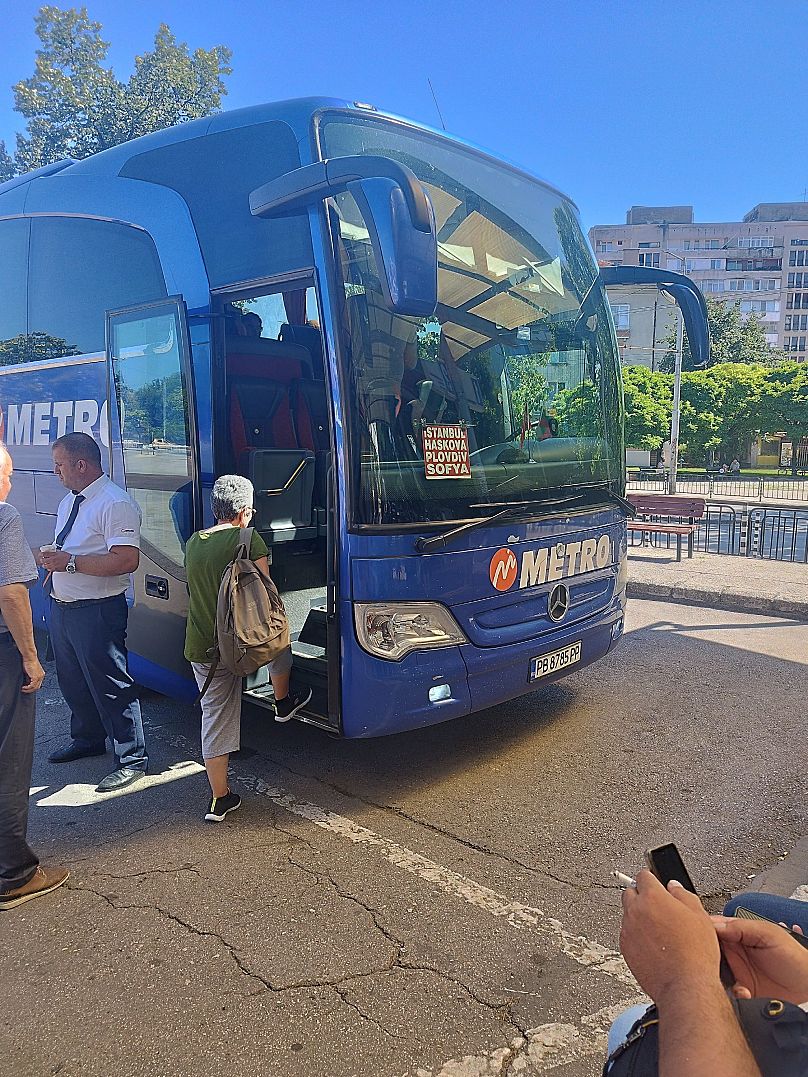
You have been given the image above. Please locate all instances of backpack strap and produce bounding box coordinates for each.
[237,525,253,559]
[194,650,221,703]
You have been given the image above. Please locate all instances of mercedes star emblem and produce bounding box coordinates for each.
[547,584,570,623]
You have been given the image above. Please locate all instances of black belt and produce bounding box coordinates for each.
[52,594,124,609]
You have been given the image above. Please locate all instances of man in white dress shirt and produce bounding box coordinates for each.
[40,432,148,793]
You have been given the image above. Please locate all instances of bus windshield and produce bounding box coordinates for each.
[320,114,623,528]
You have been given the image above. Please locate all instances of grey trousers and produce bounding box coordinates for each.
[0,635,38,893]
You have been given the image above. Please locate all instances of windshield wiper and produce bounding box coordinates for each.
[415,495,587,554]
[414,485,635,554]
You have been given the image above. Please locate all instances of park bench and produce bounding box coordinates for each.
[626,493,706,562]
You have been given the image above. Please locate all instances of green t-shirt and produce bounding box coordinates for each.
[184,527,269,662]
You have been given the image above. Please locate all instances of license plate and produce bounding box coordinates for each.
[530,641,581,681]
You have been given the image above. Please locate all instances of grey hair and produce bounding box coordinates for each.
[211,474,254,521]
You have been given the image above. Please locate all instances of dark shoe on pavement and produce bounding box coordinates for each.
[95,767,146,793]
[0,865,70,910]
[204,791,241,822]
[48,742,106,764]
[274,686,313,723]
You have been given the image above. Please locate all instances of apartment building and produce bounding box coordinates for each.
[589,203,808,368]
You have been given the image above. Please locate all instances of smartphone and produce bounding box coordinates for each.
[645,843,735,988]
[644,843,697,892]
[734,905,808,950]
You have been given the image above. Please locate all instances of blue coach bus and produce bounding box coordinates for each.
[0,98,708,737]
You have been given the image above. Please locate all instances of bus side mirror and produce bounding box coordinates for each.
[597,265,711,369]
[250,155,437,318]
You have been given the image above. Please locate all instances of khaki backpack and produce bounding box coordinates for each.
[197,527,290,699]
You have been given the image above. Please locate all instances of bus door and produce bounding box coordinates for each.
[106,298,200,696]
[212,282,338,732]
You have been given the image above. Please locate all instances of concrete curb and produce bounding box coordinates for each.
[627,581,808,622]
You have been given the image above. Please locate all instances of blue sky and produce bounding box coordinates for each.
[1,0,806,231]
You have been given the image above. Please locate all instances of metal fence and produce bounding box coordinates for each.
[628,503,808,562]
[626,475,808,503]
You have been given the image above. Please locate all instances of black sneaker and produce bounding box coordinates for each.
[274,687,313,723]
[204,791,241,822]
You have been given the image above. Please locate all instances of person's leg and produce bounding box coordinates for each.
[0,638,39,893]
[269,669,290,701]
[723,892,808,934]
[268,648,311,722]
[191,662,242,799]
[205,755,230,799]
[74,598,147,771]
[605,1003,654,1065]
[48,601,107,750]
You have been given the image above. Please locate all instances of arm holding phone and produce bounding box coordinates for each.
[620,870,762,1077]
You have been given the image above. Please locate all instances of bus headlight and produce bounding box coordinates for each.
[354,602,467,661]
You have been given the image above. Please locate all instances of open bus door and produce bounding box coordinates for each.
[105,297,201,696]
[212,283,339,733]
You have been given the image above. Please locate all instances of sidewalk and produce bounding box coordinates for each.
[628,544,808,621]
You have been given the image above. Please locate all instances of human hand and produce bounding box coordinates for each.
[713,915,808,1005]
[40,549,70,572]
[620,870,722,1003]
[21,655,46,693]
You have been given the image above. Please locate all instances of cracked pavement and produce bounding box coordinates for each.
[1,599,806,1076]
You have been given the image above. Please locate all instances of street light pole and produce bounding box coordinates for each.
[668,307,684,495]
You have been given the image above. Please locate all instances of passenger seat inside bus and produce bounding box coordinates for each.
[226,334,329,542]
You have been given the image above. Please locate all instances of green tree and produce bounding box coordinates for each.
[661,296,780,372]
[756,363,808,474]
[508,352,549,430]
[677,363,765,463]
[621,362,770,464]
[621,365,672,450]
[5,6,232,175]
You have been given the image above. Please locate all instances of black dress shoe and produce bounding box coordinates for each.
[49,742,107,764]
[95,767,146,793]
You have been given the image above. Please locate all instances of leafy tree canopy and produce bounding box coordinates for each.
[756,363,808,473]
[622,360,807,466]
[622,365,672,450]
[0,6,232,178]
[660,296,781,372]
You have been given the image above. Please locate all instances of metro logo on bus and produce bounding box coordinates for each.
[489,548,519,591]
[0,399,108,447]
[489,534,613,592]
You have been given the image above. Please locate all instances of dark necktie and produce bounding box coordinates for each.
[55,493,85,548]
[44,493,85,597]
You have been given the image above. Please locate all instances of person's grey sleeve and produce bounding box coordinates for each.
[0,505,37,587]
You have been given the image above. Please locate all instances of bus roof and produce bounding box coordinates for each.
[0,97,576,211]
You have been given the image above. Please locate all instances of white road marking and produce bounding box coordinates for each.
[235,769,634,985]
[141,720,641,1075]
[144,719,632,985]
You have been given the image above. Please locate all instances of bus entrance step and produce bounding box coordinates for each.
[298,605,327,649]
[242,676,335,733]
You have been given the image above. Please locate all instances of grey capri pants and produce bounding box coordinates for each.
[191,649,293,759]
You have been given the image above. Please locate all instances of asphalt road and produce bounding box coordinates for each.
[2,599,807,1077]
